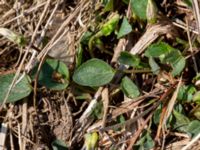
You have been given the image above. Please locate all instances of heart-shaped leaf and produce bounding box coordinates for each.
[73,58,115,87]
[31,59,69,90]
[0,73,32,103]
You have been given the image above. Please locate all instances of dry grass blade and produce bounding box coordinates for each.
[186,19,198,73]
[164,78,182,123]
[166,139,190,150]
[0,2,47,27]
[102,100,161,132]
[155,83,178,141]
[30,0,51,43]
[101,88,109,128]
[130,23,175,55]
[173,19,199,35]
[79,87,103,123]
[87,89,160,132]
[0,123,7,149]
[182,133,200,150]
[111,38,126,63]
[21,99,28,150]
[192,0,200,35]
[160,78,182,148]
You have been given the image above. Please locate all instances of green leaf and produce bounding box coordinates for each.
[145,42,185,76]
[73,58,115,87]
[162,49,181,64]
[94,38,105,51]
[178,85,196,102]
[102,0,109,5]
[173,110,200,137]
[117,17,132,39]
[85,132,99,150]
[162,50,185,76]
[118,51,140,67]
[122,0,129,5]
[186,120,200,137]
[193,73,200,84]
[193,91,200,104]
[146,0,157,24]
[103,0,114,12]
[184,0,192,7]
[117,115,126,123]
[121,76,140,99]
[0,73,32,103]
[130,0,148,20]
[173,110,190,132]
[149,57,160,74]
[92,101,103,119]
[81,31,93,45]
[133,130,154,150]
[171,56,185,76]
[88,13,120,57]
[76,45,83,68]
[143,132,154,149]
[51,139,68,150]
[75,93,92,100]
[153,105,162,125]
[99,13,120,36]
[178,86,187,101]
[31,59,69,90]
[190,106,200,120]
[145,42,172,58]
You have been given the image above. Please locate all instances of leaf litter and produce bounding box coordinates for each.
[0,0,200,149]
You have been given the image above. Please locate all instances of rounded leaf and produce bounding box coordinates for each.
[73,58,115,86]
[31,59,69,90]
[0,73,32,103]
